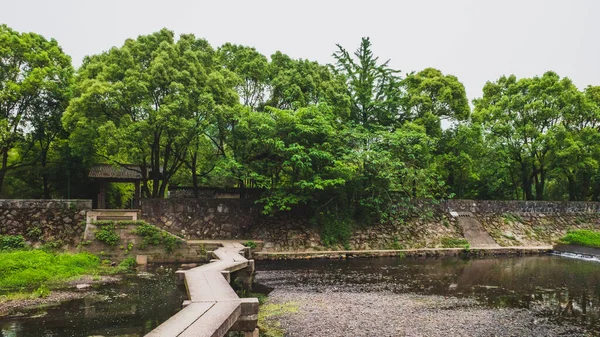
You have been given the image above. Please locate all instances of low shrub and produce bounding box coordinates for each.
[133,223,182,253]
[0,235,26,251]
[26,227,42,239]
[94,224,120,245]
[118,257,137,272]
[243,240,257,249]
[41,239,65,251]
[559,229,600,248]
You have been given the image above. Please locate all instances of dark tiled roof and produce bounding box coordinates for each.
[88,164,143,180]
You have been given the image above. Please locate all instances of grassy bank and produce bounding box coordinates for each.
[0,249,130,297]
[558,229,600,248]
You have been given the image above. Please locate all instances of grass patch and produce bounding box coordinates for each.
[0,250,102,293]
[558,229,600,248]
[441,237,470,248]
[0,287,50,302]
[258,301,299,337]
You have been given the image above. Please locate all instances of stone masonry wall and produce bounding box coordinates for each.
[141,198,259,239]
[0,199,91,246]
[140,198,466,251]
[141,198,600,252]
[444,200,600,214]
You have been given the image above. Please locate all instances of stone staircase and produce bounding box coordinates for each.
[451,211,499,248]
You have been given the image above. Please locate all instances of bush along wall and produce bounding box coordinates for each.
[83,220,212,264]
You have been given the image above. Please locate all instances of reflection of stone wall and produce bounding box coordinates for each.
[0,199,91,245]
[445,200,600,214]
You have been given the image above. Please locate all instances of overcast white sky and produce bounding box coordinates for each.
[2,0,598,100]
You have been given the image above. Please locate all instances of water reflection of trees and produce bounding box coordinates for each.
[0,271,186,336]
[407,256,600,330]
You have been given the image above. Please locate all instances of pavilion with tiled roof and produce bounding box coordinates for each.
[88,164,143,209]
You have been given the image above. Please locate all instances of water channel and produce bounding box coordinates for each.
[2,255,600,336]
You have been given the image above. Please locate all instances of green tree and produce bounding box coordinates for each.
[232,104,349,213]
[266,51,350,115]
[0,24,73,195]
[473,71,584,200]
[402,68,470,137]
[218,43,269,110]
[65,29,237,198]
[332,37,402,128]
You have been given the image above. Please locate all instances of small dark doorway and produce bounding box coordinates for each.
[88,164,142,209]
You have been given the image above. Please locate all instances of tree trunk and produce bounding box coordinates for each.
[534,166,545,200]
[191,152,199,198]
[567,175,577,201]
[41,143,50,199]
[521,162,534,200]
[0,148,9,197]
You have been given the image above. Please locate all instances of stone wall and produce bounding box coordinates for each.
[140,198,600,252]
[0,199,91,246]
[141,198,259,239]
[444,200,600,214]
[475,213,600,247]
[140,198,465,251]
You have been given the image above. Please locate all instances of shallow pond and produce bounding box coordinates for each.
[0,267,187,337]
[4,255,600,336]
[256,254,600,334]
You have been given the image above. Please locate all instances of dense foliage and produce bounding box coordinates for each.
[3,26,600,230]
[0,234,25,250]
[558,230,600,248]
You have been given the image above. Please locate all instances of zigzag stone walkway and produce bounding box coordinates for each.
[146,242,258,337]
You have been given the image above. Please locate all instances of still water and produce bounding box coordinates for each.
[0,268,186,337]
[257,254,600,333]
[3,255,600,336]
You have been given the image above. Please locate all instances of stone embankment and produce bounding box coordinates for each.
[0,199,90,246]
[253,246,552,260]
[1,198,600,255]
[140,198,600,253]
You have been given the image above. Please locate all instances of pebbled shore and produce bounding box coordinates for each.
[262,289,585,337]
[255,257,591,337]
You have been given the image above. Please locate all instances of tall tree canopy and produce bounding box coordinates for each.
[0,24,73,196]
[333,37,402,128]
[402,68,470,137]
[64,29,238,198]
[4,24,599,219]
[473,71,586,200]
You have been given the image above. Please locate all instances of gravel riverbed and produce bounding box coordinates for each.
[255,257,595,337]
[264,289,585,337]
